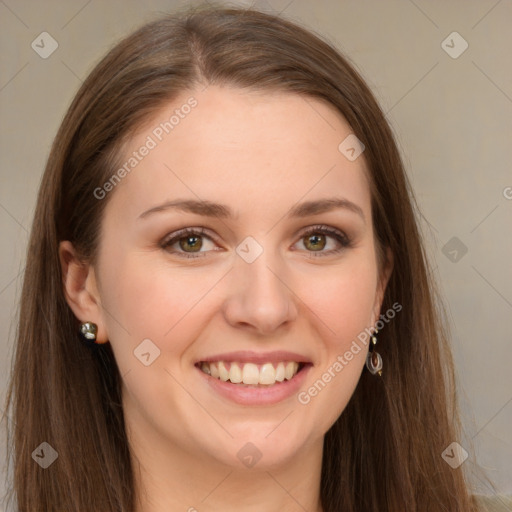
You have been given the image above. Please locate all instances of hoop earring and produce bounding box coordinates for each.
[366,329,383,376]
[79,322,100,347]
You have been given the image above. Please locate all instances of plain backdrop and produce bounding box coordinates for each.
[1,0,511,507]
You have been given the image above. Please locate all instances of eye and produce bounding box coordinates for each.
[294,225,352,257]
[161,227,219,259]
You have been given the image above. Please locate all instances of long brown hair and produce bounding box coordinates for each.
[3,5,482,511]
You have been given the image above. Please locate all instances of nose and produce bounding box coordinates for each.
[222,248,298,336]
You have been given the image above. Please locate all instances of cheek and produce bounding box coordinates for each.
[97,251,223,353]
[301,255,378,345]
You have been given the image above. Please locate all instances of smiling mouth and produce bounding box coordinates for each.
[195,360,309,387]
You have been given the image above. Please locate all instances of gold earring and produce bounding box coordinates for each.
[365,329,383,376]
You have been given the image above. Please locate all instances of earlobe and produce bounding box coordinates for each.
[58,241,109,343]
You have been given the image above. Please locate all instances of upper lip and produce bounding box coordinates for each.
[196,350,313,365]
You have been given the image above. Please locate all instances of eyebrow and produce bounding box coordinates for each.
[138,197,365,222]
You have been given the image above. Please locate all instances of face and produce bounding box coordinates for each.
[71,86,391,471]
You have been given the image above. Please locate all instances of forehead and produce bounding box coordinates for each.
[105,86,371,223]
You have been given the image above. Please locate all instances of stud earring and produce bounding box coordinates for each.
[79,322,106,347]
[365,329,383,376]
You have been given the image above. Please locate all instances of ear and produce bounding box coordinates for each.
[58,241,109,343]
[371,246,394,326]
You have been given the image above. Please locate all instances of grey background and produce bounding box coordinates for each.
[1,0,511,507]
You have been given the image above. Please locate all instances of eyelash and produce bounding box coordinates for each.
[160,225,352,260]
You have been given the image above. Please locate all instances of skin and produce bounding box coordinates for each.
[60,85,393,512]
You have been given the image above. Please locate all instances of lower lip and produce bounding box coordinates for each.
[196,364,313,405]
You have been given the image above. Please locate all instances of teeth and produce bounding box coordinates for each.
[259,363,276,384]
[229,363,243,383]
[275,363,285,382]
[210,362,220,379]
[242,363,259,385]
[199,361,301,385]
[218,361,229,382]
[284,362,296,380]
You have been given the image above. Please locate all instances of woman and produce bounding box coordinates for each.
[3,5,482,511]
